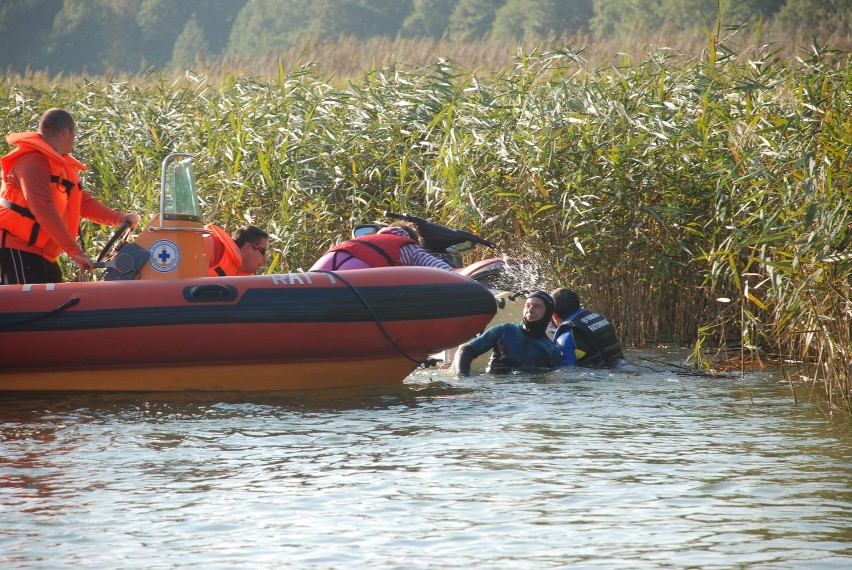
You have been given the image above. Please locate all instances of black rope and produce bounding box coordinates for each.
[0,296,80,329]
[632,356,738,378]
[314,269,428,366]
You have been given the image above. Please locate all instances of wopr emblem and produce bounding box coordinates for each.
[148,240,181,273]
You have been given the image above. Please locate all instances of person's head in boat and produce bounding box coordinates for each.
[232,225,270,274]
[522,290,555,338]
[378,221,422,244]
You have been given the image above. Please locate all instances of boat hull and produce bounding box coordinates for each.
[0,356,418,392]
[0,268,496,391]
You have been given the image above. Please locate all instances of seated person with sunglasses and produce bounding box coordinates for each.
[204,224,269,276]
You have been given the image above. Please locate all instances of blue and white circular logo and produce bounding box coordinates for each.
[148,240,181,273]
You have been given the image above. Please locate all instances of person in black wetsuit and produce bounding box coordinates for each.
[454,290,562,376]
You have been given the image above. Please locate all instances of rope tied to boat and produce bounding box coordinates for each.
[0,296,80,329]
[313,269,434,367]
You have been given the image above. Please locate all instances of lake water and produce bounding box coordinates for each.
[2,349,851,569]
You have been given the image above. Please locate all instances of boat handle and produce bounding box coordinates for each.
[183,284,238,302]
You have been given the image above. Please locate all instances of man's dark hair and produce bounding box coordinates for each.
[232,225,269,248]
[551,287,581,319]
[39,108,75,137]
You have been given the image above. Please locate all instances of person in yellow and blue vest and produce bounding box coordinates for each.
[550,287,634,371]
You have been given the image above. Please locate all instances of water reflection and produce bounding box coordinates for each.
[1,349,851,568]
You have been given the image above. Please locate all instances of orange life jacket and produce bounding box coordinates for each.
[327,232,416,267]
[0,132,86,249]
[206,224,249,276]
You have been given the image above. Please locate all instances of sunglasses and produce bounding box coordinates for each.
[247,242,267,256]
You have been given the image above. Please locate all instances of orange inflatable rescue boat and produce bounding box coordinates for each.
[0,154,496,391]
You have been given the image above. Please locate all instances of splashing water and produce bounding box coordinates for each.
[468,254,543,292]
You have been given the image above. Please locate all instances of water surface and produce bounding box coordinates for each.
[2,349,851,569]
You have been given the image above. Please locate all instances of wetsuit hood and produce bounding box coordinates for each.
[522,290,555,338]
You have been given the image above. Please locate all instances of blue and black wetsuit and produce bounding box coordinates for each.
[456,322,562,375]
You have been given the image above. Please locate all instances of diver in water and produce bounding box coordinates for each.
[454,290,562,376]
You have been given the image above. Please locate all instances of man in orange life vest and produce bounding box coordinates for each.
[0,108,140,284]
[204,224,269,276]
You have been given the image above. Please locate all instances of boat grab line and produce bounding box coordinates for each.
[0,296,81,329]
[313,269,428,366]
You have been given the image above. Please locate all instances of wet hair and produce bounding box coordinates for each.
[232,225,269,248]
[382,221,422,244]
[551,287,580,319]
[39,108,75,137]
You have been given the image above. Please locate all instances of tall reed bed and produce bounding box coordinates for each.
[1,33,849,409]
